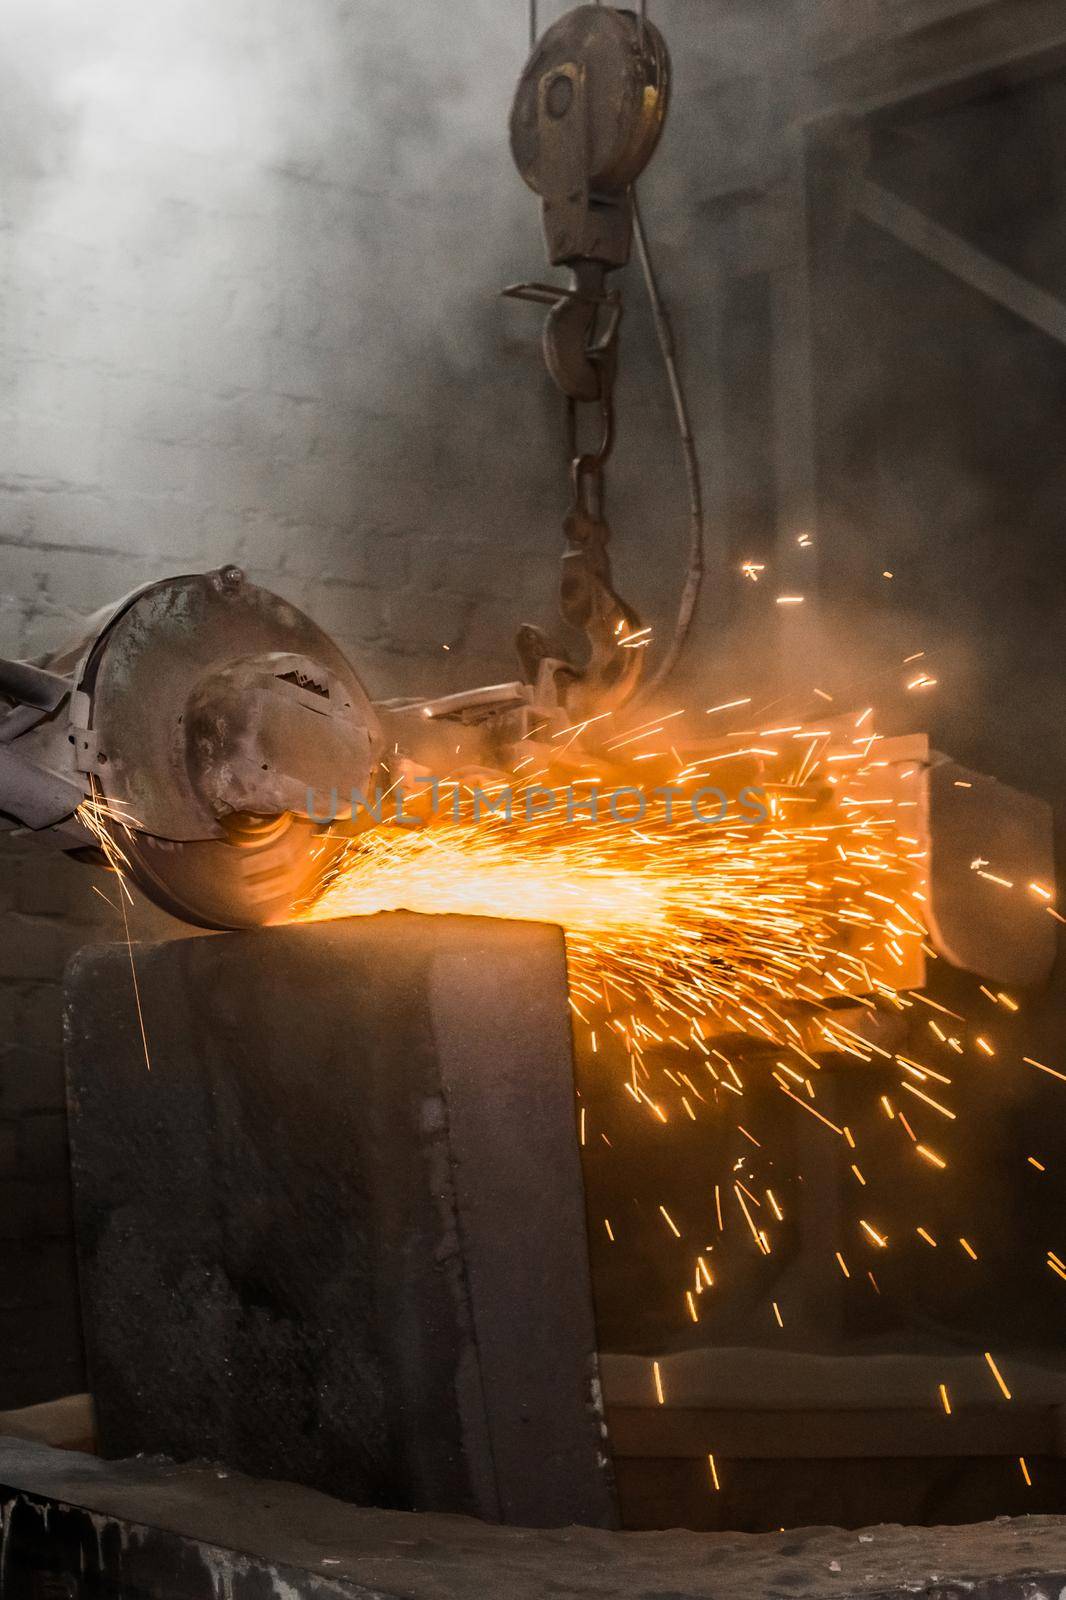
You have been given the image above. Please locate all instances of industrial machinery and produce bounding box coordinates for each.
[0,550,673,931]
[0,556,1056,999]
[0,3,1055,987]
[0,5,690,930]
[0,568,383,927]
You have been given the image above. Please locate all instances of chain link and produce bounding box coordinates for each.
[562,302,619,559]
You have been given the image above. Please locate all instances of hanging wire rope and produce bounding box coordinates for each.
[629,185,706,705]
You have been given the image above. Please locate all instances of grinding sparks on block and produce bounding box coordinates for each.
[76,789,152,1076]
[301,739,929,1101]
[295,687,1062,1362]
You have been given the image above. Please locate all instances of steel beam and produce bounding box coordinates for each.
[857,178,1066,347]
[811,0,1066,122]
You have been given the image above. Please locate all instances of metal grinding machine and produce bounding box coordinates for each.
[0,566,383,927]
[0,5,682,931]
[0,4,1055,994]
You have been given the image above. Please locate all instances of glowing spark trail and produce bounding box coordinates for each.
[77,791,152,1075]
[295,685,1061,1470]
[302,756,925,1089]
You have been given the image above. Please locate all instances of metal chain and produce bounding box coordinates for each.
[564,333,617,550]
[570,420,611,507]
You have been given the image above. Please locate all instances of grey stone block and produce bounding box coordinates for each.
[65,913,615,1529]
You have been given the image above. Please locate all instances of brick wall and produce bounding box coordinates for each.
[0,0,719,1403]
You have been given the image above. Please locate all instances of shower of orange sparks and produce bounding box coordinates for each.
[296,720,943,1284]
[76,788,153,1075]
[299,692,941,1180]
[301,738,926,1057]
[294,681,1060,1440]
[64,627,1062,1484]
[304,711,932,1149]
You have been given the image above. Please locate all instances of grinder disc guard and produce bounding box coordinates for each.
[76,568,382,929]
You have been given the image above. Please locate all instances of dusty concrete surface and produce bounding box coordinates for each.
[4,1438,1066,1600]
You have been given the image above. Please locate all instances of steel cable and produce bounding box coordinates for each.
[629,186,706,705]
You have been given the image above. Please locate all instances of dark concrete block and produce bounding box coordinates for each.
[65,913,615,1529]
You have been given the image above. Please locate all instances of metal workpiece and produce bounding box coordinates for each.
[65,913,617,1530]
[924,755,1057,988]
[780,731,1057,996]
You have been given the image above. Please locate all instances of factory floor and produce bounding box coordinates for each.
[5,1384,1066,1540]
[3,1436,1066,1600]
